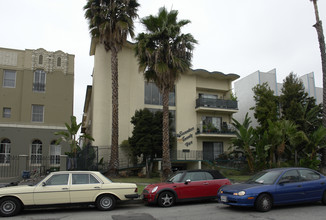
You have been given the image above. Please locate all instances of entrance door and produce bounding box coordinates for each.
[203,142,223,161]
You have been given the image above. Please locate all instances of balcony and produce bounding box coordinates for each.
[171,150,203,161]
[195,123,236,138]
[195,98,238,113]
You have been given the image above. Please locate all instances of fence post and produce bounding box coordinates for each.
[60,155,68,171]
[18,155,28,177]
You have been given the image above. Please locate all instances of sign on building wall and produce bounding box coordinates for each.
[177,127,194,147]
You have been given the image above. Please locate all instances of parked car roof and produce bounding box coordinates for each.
[176,169,226,179]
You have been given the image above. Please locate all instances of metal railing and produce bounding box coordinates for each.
[196,98,238,110]
[171,150,203,161]
[0,155,64,180]
[196,123,236,135]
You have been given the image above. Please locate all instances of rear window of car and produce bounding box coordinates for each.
[72,174,100,184]
[298,169,320,181]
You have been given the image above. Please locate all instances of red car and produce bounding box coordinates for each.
[142,169,231,207]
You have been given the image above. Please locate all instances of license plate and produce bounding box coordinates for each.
[221,196,228,202]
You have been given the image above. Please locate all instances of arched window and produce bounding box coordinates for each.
[39,55,43,64]
[0,138,11,164]
[31,139,42,164]
[50,140,61,165]
[57,57,61,67]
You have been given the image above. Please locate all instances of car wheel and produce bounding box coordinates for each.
[96,194,116,211]
[0,197,22,217]
[158,191,175,207]
[322,191,326,205]
[255,194,272,212]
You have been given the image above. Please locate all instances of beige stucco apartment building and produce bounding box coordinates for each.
[0,47,74,176]
[82,41,239,170]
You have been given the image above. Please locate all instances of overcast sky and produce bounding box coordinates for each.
[1,0,325,126]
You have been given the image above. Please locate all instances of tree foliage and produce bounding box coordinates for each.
[231,72,325,171]
[55,116,94,157]
[128,109,175,176]
[251,82,279,133]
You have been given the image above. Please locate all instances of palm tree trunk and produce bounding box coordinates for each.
[311,0,326,174]
[109,48,119,176]
[162,88,172,180]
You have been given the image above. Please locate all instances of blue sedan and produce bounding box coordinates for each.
[218,167,326,212]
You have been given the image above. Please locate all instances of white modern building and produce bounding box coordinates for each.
[233,69,322,127]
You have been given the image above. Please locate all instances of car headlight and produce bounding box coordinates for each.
[151,186,158,193]
[233,191,246,196]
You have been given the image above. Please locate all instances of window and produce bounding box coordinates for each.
[45,174,69,186]
[39,55,43,64]
[3,108,11,118]
[57,57,61,67]
[3,70,16,88]
[298,169,320,181]
[0,139,11,164]
[33,69,46,92]
[184,172,206,181]
[205,172,214,180]
[199,93,218,99]
[72,174,100,185]
[144,82,175,106]
[50,140,61,165]
[203,142,223,161]
[31,139,42,164]
[279,170,300,183]
[203,116,221,132]
[32,105,44,122]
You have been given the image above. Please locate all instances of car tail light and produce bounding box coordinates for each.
[135,188,138,193]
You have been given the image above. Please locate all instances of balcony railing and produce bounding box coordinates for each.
[171,150,203,161]
[196,98,238,110]
[196,123,236,135]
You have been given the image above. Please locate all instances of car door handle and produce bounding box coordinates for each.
[94,186,100,189]
[62,188,69,190]
[321,182,325,185]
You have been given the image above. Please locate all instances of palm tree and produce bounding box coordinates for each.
[84,0,139,175]
[267,119,303,167]
[55,116,94,169]
[310,0,326,173]
[232,113,256,173]
[134,7,197,179]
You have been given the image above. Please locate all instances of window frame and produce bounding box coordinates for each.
[31,105,44,122]
[0,139,11,164]
[33,69,46,92]
[144,82,175,106]
[50,141,61,165]
[31,140,42,164]
[2,70,16,88]
[72,174,101,185]
[2,107,11,118]
[45,174,69,186]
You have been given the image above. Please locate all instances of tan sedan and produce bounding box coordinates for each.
[0,171,138,217]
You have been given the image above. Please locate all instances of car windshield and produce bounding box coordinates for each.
[167,172,184,183]
[246,170,282,185]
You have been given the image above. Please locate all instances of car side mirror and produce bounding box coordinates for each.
[185,179,191,185]
[42,182,46,186]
